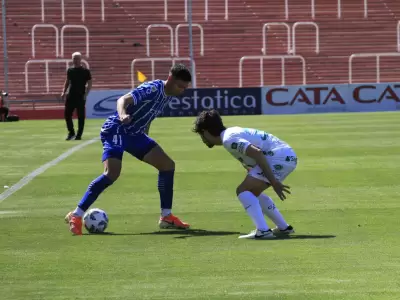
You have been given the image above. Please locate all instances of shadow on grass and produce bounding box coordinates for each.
[272,234,336,240]
[84,230,336,240]
[84,229,241,239]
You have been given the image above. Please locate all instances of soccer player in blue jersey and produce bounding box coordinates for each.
[65,63,192,235]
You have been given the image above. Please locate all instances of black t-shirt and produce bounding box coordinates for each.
[67,66,92,97]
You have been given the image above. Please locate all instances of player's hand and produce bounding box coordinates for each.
[272,181,291,201]
[61,93,66,101]
[120,114,132,124]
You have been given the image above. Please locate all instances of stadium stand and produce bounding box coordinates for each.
[1,0,400,107]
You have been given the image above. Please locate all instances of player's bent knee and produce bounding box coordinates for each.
[155,158,175,172]
[237,175,269,197]
[103,165,120,181]
[103,158,122,181]
[236,185,249,196]
[162,158,175,171]
[104,170,120,182]
[236,185,263,197]
[142,145,175,171]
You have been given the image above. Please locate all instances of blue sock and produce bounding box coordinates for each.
[78,174,114,211]
[158,170,174,211]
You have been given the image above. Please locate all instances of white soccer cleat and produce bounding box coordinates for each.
[272,225,295,236]
[238,229,275,239]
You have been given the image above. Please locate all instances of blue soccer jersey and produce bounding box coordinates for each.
[101,80,173,136]
[99,80,174,162]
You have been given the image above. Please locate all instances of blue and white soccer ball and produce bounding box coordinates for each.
[83,208,109,234]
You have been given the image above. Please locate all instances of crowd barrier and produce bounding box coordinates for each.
[12,83,400,120]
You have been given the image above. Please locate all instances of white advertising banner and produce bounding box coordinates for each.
[86,90,130,118]
[261,83,400,114]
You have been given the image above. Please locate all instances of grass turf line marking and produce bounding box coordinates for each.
[0,211,24,215]
[0,138,98,203]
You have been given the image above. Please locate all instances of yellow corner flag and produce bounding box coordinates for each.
[137,70,147,83]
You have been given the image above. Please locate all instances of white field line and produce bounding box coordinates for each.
[0,138,98,203]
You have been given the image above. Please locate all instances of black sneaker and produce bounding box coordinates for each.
[75,136,82,140]
[272,225,295,236]
[66,134,75,141]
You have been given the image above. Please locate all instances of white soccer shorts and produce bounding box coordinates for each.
[248,147,298,183]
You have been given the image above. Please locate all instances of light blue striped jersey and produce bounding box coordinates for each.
[101,80,173,135]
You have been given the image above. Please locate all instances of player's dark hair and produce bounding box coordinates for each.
[193,109,226,136]
[170,63,192,82]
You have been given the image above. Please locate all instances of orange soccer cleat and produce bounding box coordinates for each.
[158,214,190,229]
[65,211,83,235]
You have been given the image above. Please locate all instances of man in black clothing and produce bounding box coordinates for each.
[61,52,92,140]
[0,91,9,122]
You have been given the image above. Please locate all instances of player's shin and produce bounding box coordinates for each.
[74,174,114,216]
[238,191,270,231]
[258,194,289,229]
[158,170,174,217]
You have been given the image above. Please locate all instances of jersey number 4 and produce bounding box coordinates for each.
[112,135,123,146]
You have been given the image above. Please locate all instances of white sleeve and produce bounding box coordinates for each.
[223,137,251,155]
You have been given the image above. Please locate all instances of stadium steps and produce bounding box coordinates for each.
[2,0,400,102]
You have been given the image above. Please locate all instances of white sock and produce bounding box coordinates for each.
[161,209,171,217]
[258,194,289,229]
[73,207,84,217]
[238,191,269,231]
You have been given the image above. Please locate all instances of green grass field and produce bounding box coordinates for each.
[1,112,400,300]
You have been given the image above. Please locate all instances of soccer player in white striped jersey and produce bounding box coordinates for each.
[193,109,296,239]
[65,64,192,235]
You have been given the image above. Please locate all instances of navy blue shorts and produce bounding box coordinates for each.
[101,132,158,162]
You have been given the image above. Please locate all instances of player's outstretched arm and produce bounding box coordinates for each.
[245,145,291,200]
[117,93,134,124]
